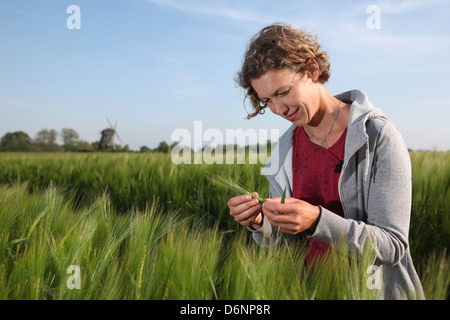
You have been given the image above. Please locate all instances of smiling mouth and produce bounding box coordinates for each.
[286,109,299,121]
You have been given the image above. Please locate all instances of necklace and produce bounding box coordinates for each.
[303,101,342,148]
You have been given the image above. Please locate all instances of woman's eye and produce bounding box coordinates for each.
[278,89,291,96]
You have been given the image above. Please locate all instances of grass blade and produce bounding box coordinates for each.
[281,186,287,204]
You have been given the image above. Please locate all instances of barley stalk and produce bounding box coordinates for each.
[206,173,265,203]
[137,244,147,300]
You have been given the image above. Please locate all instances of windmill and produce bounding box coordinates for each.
[99,118,123,151]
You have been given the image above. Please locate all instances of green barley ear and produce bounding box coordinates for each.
[281,186,287,204]
[206,173,265,203]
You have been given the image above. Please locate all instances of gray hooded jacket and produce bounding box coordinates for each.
[251,89,425,300]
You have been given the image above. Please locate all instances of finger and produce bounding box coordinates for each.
[263,202,299,215]
[228,194,253,208]
[263,206,291,223]
[234,205,262,226]
[265,197,298,204]
[262,208,299,234]
[281,197,299,204]
[231,198,261,218]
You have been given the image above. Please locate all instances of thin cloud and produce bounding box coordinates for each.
[323,3,450,58]
[377,0,450,15]
[146,0,274,23]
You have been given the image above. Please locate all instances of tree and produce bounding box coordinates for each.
[91,141,100,150]
[169,141,179,151]
[140,146,151,153]
[34,129,59,151]
[154,141,169,153]
[61,128,79,151]
[76,140,94,152]
[0,131,32,151]
[113,144,130,152]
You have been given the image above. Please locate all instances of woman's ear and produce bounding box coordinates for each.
[305,58,320,82]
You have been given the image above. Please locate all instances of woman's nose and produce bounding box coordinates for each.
[272,99,288,116]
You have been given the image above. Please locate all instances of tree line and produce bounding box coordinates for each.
[0,129,129,152]
[0,129,95,152]
[0,129,178,153]
[1,129,274,154]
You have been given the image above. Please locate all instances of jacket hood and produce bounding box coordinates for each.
[336,90,388,180]
[336,90,388,164]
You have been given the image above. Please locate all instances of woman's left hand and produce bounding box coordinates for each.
[262,197,321,235]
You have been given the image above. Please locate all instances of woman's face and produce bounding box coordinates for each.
[251,68,321,127]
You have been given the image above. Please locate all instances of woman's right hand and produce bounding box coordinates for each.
[227,192,263,229]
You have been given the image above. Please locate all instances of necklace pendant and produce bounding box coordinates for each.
[321,140,327,148]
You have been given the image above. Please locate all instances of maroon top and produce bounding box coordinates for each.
[292,126,347,269]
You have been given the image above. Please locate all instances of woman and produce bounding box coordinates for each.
[227,24,424,300]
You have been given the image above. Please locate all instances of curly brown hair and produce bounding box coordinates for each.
[236,23,331,119]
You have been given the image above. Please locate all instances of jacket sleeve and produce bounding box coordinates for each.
[309,120,412,267]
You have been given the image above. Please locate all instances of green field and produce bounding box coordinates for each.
[0,151,448,300]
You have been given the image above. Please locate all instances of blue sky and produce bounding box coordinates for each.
[0,0,449,151]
